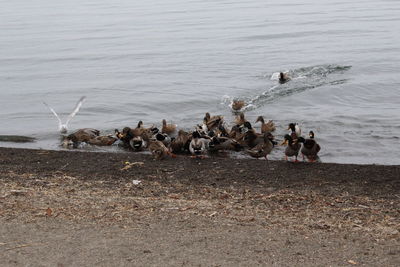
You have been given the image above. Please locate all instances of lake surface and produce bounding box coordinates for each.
[1,0,400,164]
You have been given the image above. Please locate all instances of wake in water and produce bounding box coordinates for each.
[225,64,351,112]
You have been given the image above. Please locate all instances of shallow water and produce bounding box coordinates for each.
[1,0,400,164]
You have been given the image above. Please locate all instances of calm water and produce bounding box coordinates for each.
[1,0,400,164]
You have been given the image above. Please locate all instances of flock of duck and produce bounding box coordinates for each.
[48,72,320,162]
[62,112,321,162]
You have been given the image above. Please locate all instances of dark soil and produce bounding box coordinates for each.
[0,147,399,266]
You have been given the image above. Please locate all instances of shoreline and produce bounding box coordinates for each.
[1,144,399,166]
[0,146,399,266]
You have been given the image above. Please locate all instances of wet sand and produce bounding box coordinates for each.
[0,147,399,266]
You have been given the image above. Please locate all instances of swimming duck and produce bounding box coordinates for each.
[87,135,117,146]
[256,116,276,133]
[246,132,275,160]
[297,131,321,162]
[281,134,301,162]
[87,135,118,146]
[279,72,291,84]
[231,100,245,111]
[189,131,208,158]
[62,128,100,148]
[162,119,177,135]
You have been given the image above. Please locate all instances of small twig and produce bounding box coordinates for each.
[59,163,69,170]
[5,243,33,251]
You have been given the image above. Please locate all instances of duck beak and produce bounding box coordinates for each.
[280,140,288,146]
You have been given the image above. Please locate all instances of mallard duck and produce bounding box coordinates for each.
[279,72,291,84]
[129,135,147,151]
[62,128,100,147]
[137,121,159,136]
[246,132,275,160]
[116,122,154,149]
[297,131,321,162]
[256,116,276,133]
[148,140,172,160]
[115,127,134,148]
[208,136,243,152]
[189,131,208,157]
[242,122,264,148]
[235,112,247,126]
[281,134,301,162]
[155,132,172,148]
[196,123,208,135]
[228,125,243,140]
[204,112,223,131]
[170,130,190,154]
[86,135,117,146]
[287,123,302,139]
[216,122,229,137]
[162,119,177,135]
[231,100,245,111]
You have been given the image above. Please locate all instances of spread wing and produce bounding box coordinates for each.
[43,101,62,129]
[295,124,302,137]
[65,96,86,126]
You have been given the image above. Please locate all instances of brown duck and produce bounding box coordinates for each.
[256,116,276,133]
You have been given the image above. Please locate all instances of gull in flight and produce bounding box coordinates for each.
[43,96,86,134]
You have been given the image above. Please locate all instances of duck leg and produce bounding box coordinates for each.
[168,152,177,158]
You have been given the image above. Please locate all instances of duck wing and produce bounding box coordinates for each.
[65,96,86,127]
[43,101,63,130]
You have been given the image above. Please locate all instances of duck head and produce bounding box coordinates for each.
[156,132,166,141]
[281,134,293,146]
[204,112,211,122]
[243,121,252,131]
[192,130,201,139]
[115,129,123,139]
[255,116,265,124]
[130,136,144,150]
[287,123,296,132]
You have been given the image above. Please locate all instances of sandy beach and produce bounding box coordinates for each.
[0,147,399,266]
